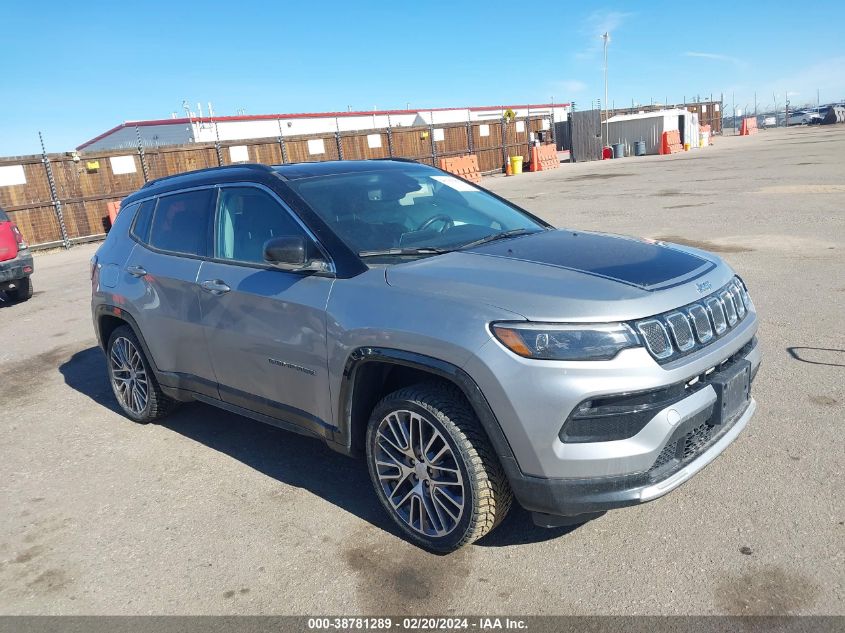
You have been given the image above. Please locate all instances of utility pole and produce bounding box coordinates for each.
[732,92,736,134]
[785,92,789,126]
[602,32,610,148]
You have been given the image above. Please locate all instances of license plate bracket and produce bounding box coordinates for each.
[708,359,751,426]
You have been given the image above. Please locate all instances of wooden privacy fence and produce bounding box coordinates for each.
[0,116,552,249]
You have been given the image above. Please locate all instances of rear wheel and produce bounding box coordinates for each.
[106,325,177,423]
[8,277,32,302]
[365,382,512,552]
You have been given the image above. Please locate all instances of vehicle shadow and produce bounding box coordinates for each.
[474,507,581,547]
[58,346,124,414]
[786,346,845,368]
[59,346,579,549]
[0,290,44,308]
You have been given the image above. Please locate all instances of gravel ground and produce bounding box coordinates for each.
[0,125,842,615]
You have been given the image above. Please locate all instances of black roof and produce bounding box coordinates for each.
[131,163,276,200]
[125,160,430,204]
[273,159,427,180]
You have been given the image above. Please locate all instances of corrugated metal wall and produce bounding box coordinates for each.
[554,121,570,151]
[606,111,704,156]
[682,112,700,149]
[568,110,602,162]
[606,117,666,156]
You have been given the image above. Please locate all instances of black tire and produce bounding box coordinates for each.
[106,325,177,423]
[8,277,33,302]
[365,381,513,552]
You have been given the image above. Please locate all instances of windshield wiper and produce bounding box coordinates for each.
[358,246,450,258]
[358,228,544,258]
[458,228,540,250]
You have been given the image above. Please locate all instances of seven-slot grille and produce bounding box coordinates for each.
[635,277,752,363]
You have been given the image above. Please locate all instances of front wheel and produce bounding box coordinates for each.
[365,382,512,552]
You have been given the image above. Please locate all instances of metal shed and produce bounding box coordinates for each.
[605,109,699,156]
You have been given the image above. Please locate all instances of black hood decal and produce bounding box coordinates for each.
[465,229,715,290]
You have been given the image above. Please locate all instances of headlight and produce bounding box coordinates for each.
[491,322,641,361]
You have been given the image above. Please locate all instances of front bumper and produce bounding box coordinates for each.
[0,250,34,288]
[464,308,760,518]
[509,396,755,517]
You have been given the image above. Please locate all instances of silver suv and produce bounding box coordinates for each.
[91,161,760,551]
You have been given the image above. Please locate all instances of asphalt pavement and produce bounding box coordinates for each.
[0,125,842,615]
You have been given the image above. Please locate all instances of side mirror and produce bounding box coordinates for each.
[263,236,328,272]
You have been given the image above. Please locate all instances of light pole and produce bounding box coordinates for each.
[602,32,610,147]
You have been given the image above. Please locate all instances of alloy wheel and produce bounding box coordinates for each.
[109,336,149,415]
[373,409,465,537]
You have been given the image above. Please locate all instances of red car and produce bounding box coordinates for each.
[0,206,34,302]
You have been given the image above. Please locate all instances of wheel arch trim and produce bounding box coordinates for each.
[94,304,161,373]
[338,347,521,476]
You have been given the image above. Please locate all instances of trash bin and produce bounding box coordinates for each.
[612,143,625,158]
[634,140,646,156]
[510,155,523,175]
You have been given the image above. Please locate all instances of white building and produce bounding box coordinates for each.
[605,109,700,156]
[77,103,570,152]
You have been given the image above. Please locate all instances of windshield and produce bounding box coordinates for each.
[287,167,545,259]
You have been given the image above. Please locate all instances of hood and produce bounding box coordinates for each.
[385,229,731,321]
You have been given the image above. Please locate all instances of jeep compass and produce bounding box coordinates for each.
[90,161,760,551]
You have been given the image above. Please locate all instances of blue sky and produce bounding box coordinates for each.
[1,1,844,155]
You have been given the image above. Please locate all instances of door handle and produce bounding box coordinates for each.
[126,265,147,278]
[200,279,231,295]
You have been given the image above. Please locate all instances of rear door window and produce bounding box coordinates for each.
[0,208,9,222]
[130,200,156,243]
[108,201,139,237]
[148,189,214,256]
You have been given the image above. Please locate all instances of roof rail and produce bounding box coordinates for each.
[141,163,275,189]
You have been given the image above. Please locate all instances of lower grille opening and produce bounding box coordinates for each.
[647,351,755,482]
[649,420,715,480]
